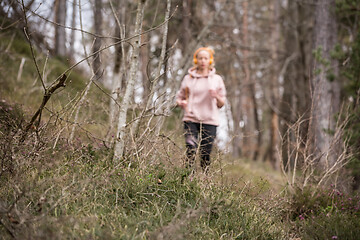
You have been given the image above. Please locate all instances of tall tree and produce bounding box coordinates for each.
[92,0,103,80]
[114,0,147,160]
[239,1,259,160]
[279,1,314,170]
[228,55,242,158]
[140,30,150,102]
[69,0,77,61]
[108,0,127,144]
[263,0,281,168]
[311,0,341,167]
[54,0,67,56]
[182,0,192,51]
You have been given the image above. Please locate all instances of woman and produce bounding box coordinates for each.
[176,47,226,173]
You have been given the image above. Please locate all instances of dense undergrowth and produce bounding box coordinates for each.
[0,102,286,239]
[1,100,360,239]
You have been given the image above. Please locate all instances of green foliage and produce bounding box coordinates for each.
[330,43,345,60]
[312,46,336,82]
[300,213,360,240]
[313,47,330,67]
[336,0,360,25]
[288,186,358,219]
[326,72,336,82]
[287,186,360,240]
[343,34,360,96]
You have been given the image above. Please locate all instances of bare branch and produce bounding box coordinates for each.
[21,74,67,142]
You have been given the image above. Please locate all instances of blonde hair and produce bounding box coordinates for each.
[193,47,215,67]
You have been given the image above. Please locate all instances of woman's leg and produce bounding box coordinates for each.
[184,122,199,168]
[199,124,217,172]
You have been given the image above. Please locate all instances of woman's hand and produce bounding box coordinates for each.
[209,89,225,108]
[177,99,188,109]
[209,89,218,98]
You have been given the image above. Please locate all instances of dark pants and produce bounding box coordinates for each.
[184,121,217,172]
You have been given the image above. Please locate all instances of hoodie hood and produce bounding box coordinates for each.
[188,67,216,78]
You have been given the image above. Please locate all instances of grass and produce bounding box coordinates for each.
[0,127,287,239]
[0,94,286,239]
[0,98,289,239]
[284,185,360,240]
[219,157,286,193]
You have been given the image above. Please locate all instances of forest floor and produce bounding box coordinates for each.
[221,157,285,191]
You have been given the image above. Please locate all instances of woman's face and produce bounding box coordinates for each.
[196,50,211,70]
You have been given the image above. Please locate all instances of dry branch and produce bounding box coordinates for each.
[21,74,67,142]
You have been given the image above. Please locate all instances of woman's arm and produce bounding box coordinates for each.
[176,81,189,109]
[209,89,225,108]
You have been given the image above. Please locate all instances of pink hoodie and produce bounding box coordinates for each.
[177,67,226,126]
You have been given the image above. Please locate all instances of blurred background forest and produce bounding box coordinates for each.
[0,0,360,239]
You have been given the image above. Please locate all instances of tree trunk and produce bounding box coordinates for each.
[69,0,77,61]
[54,0,67,56]
[294,2,313,168]
[280,1,298,170]
[182,0,192,51]
[268,0,281,169]
[92,0,103,80]
[311,0,340,168]
[114,0,147,161]
[280,0,314,171]
[108,0,127,144]
[240,1,258,160]
[229,62,242,158]
[141,32,150,102]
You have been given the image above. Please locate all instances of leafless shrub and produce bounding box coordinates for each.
[280,106,353,194]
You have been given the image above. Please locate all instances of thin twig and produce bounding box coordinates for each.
[21,0,45,90]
